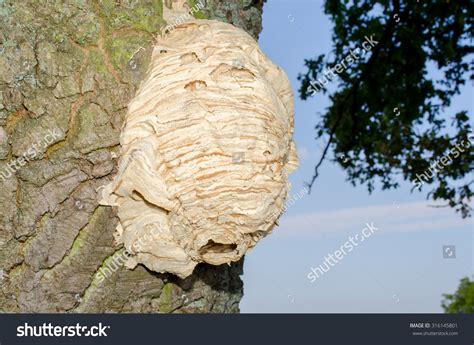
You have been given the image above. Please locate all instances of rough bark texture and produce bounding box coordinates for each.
[0,0,264,313]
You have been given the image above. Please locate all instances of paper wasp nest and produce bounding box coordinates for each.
[100,20,298,278]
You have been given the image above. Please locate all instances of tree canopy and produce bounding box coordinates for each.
[442,277,474,313]
[298,0,473,217]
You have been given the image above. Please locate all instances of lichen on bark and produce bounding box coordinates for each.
[0,0,265,313]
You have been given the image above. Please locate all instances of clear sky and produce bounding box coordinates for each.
[240,0,473,313]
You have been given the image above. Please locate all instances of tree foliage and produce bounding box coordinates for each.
[442,277,474,313]
[298,0,473,217]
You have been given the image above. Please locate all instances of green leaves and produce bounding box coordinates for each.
[442,277,474,314]
[299,0,473,217]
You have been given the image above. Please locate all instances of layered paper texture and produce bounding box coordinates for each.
[100,20,298,278]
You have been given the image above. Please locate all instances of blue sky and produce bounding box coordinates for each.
[240,0,473,313]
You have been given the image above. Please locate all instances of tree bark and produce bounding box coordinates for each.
[0,0,264,313]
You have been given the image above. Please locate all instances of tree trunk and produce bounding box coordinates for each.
[0,0,264,313]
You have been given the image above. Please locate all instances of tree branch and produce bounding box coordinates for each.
[306,0,401,192]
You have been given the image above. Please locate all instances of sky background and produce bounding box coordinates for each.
[240,0,473,313]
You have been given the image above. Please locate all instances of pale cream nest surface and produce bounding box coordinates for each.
[100,19,298,278]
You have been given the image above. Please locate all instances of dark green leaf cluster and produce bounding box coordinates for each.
[299,0,473,217]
